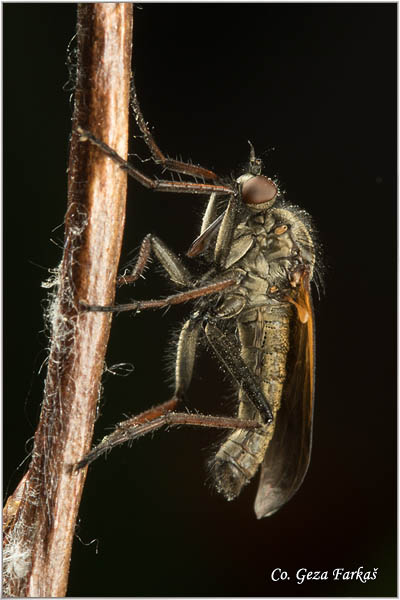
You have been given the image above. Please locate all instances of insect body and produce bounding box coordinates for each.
[205,191,315,517]
[76,88,317,519]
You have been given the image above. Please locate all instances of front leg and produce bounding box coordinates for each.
[186,192,240,264]
[130,85,221,182]
[214,193,240,269]
[77,127,233,196]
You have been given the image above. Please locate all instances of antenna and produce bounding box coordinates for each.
[248,140,262,175]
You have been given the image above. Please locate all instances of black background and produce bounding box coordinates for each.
[4,3,396,597]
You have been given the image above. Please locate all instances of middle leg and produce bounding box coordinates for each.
[80,277,238,314]
[117,233,193,288]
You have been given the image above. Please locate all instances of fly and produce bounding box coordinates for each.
[75,84,319,519]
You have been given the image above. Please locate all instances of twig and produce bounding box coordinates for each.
[3,4,133,596]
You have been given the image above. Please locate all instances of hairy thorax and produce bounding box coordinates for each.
[214,205,314,319]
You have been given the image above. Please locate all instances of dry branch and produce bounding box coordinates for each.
[3,4,133,596]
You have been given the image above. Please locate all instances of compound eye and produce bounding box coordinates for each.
[242,175,277,205]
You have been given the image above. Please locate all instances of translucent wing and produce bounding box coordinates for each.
[254,276,315,518]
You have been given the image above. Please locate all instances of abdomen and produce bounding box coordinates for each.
[210,303,292,500]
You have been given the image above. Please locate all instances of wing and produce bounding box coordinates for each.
[254,275,315,518]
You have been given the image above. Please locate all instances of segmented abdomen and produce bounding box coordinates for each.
[211,303,292,500]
